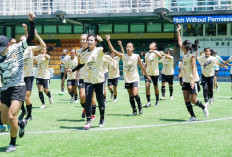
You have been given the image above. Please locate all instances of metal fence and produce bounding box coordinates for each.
[0,0,231,15]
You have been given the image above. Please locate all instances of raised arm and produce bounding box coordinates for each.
[22,23,28,38]
[30,30,46,52]
[26,12,36,45]
[190,56,197,89]
[159,51,173,59]
[105,35,123,59]
[97,35,108,53]
[118,40,125,54]
[177,24,184,52]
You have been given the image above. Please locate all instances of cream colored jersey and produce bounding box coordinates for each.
[0,76,2,87]
[145,51,160,76]
[122,53,139,83]
[198,56,219,77]
[60,55,70,73]
[109,56,120,79]
[160,56,174,75]
[79,47,104,84]
[182,53,200,83]
[103,55,113,73]
[229,56,232,74]
[76,47,86,80]
[34,54,50,79]
[23,47,34,77]
[65,56,78,80]
[179,61,183,77]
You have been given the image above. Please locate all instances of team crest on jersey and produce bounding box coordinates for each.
[11,53,16,58]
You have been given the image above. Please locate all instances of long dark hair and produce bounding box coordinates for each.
[182,39,200,53]
[46,46,54,55]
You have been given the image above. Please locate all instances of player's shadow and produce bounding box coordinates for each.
[0,145,18,152]
[57,119,85,122]
[159,119,186,122]
[107,113,134,117]
[32,106,40,109]
[60,126,84,130]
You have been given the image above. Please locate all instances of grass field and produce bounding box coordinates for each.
[0,79,232,157]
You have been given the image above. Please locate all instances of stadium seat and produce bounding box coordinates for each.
[224,71,231,76]
[175,66,179,71]
[198,71,202,76]
[197,66,201,71]
[174,71,179,76]
[218,71,225,76]
[196,61,200,66]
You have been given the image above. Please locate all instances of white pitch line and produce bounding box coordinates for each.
[1,116,232,136]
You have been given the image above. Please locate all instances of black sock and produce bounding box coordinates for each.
[114,95,117,99]
[92,105,96,115]
[26,104,32,117]
[110,91,113,94]
[61,88,64,92]
[169,86,173,96]
[103,96,106,102]
[69,91,74,98]
[146,94,150,102]
[39,92,45,104]
[46,91,51,98]
[185,101,196,117]
[21,101,26,113]
[195,100,205,110]
[0,112,2,125]
[203,90,209,102]
[81,103,85,109]
[134,95,142,109]
[87,117,91,122]
[74,94,78,100]
[129,97,136,112]
[99,106,105,120]
[10,137,16,146]
[155,94,159,102]
[161,86,165,97]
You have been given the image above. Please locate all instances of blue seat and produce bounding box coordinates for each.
[197,66,201,71]
[174,71,179,76]
[219,66,225,71]
[224,71,231,76]
[196,61,200,66]
[198,70,202,76]
[218,71,225,76]
[175,66,179,71]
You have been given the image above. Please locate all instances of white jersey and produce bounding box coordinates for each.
[145,51,160,76]
[60,55,70,73]
[34,54,50,79]
[229,56,232,74]
[198,56,220,77]
[65,56,78,80]
[122,53,140,83]
[23,46,34,77]
[108,56,120,79]
[160,56,174,75]
[76,47,86,80]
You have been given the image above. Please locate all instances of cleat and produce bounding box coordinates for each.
[99,119,104,127]
[144,102,151,107]
[113,99,117,102]
[25,116,32,121]
[160,97,165,100]
[75,100,79,104]
[204,102,209,107]
[84,121,92,130]
[110,93,113,100]
[18,120,27,138]
[91,115,96,121]
[216,86,219,92]
[49,97,53,104]
[132,111,137,116]
[18,111,27,120]
[170,96,173,100]
[203,106,209,117]
[139,108,143,114]
[40,104,46,109]
[155,101,159,106]
[0,125,6,132]
[59,92,64,95]
[209,98,214,105]
[5,144,16,152]
[187,116,197,122]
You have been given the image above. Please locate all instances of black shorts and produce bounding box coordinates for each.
[0,88,2,101]
[104,72,109,85]
[214,70,219,77]
[24,76,34,91]
[182,82,201,94]
[125,81,139,89]
[231,74,232,82]
[78,79,85,89]
[36,78,50,89]
[162,74,174,85]
[145,75,159,86]
[1,86,26,107]
[67,80,78,86]
[108,77,119,86]
[61,72,67,80]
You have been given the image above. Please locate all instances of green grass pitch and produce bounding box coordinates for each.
[0,79,232,156]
